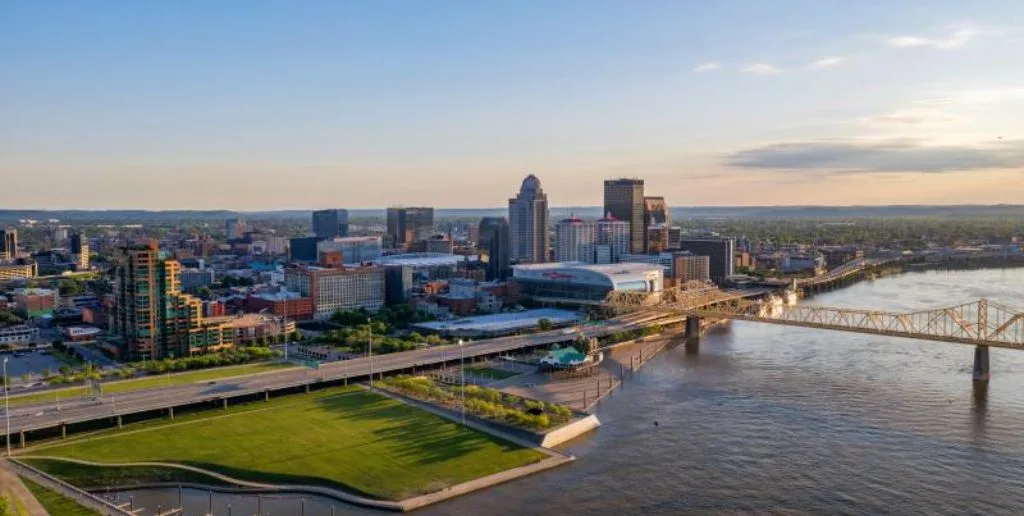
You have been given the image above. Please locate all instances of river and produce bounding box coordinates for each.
[114,268,1024,515]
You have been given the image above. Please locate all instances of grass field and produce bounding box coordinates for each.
[8,362,294,407]
[19,477,100,516]
[464,366,521,380]
[26,386,545,501]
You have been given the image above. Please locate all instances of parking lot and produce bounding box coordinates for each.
[1,349,68,386]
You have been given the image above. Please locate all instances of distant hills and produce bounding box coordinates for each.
[2,205,1023,223]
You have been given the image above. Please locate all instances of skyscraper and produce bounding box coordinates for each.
[312,209,349,239]
[595,216,630,264]
[225,217,245,241]
[643,196,669,253]
[386,207,435,248]
[0,228,17,261]
[508,174,550,263]
[69,231,89,270]
[478,217,511,280]
[604,179,645,254]
[554,217,595,263]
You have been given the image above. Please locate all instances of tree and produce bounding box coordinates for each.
[537,318,553,331]
[58,278,84,296]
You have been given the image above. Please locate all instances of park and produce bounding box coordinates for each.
[15,385,548,503]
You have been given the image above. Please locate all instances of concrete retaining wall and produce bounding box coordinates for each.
[538,414,601,447]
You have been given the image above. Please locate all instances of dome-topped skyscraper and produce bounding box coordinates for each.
[508,174,550,263]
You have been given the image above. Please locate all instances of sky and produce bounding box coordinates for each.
[2,0,1024,210]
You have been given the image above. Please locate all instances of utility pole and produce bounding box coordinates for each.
[368,317,374,389]
[459,339,466,426]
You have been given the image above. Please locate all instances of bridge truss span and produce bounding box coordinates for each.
[610,296,1024,349]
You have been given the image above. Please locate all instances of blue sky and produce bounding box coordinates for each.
[2,1,1024,209]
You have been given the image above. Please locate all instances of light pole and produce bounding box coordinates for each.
[368,318,374,389]
[458,339,465,426]
[3,357,10,457]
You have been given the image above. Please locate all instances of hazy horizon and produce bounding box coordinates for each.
[3,1,1024,209]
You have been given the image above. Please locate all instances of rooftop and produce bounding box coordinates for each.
[412,308,580,335]
[376,253,464,267]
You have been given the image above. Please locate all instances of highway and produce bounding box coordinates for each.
[2,313,679,439]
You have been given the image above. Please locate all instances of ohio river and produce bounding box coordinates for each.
[120,268,1024,515]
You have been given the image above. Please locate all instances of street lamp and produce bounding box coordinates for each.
[368,318,374,389]
[458,339,465,426]
[4,357,10,457]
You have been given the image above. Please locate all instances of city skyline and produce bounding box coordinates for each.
[3,1,1024,209]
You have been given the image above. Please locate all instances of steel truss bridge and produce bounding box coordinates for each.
[604,283,1024,380]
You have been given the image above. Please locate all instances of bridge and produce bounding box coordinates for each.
[603,283,1024,383]
[794,255,904,292]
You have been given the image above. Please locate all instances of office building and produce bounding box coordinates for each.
[478,217,511,281]
[1,228,17,261]
[508,174,550,263]
[554,217,595,263]
[244,292,314,321]
[0,325,39,347]
[0,263,35,281]
[646,224,669,254]
[110,242,209,359]
[384,265,414,306]
[386,207,435,248]
[667,227,682,250]
[594,216,630,264]
[672,253,711,283]
[225,218,246,241]
[312,209,350,239]
[603,178,645,254]
[289,236,321,262]
[317,236,383,264]
[180,268,216,292]
[70,231,89,270]
[678,237,736,283]
[284,265,385,319]
[425,234,454,254]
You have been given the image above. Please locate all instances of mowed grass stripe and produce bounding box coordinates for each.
[8,362,295,407]
[32,386,544,500]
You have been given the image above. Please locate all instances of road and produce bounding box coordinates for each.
[2,313,679,438]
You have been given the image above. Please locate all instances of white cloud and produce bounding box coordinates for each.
[692,62,721,73]
[886,28,978,49]
[740,63,781,75]
[809,56,843,68]
[858,87,1024,128]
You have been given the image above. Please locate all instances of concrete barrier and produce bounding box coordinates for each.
[538,414,601,447]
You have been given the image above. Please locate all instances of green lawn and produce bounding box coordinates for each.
[464,366,520,380]
[8,362,294,407]
[19,477,99,516]
[26,386,545,501]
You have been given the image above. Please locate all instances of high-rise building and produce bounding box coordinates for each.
[643,196,669,253]
[667,227,682,250]
[594,216,630,264]
[225,218,246,241]
[317,236,383,264]
[1,228,17,261]
[289,237,321,262]
[554,217,595,263]
[312,209,350,239]
[678,237,736,283]
[386,207,435,248]
[672,253,711,283]
[508,174,550,263]
[478,217,511,281]
[603,179,645,254]
[284,265,385,319]
[110,242,216,360]
[425,234,454,254]
[69,231,89,270]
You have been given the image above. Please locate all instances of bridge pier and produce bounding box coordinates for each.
[685,316,701,353]
[973,345,990,382]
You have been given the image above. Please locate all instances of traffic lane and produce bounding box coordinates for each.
[6,320,657,431]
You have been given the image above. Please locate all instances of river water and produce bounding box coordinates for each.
[116,268,1024,515]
